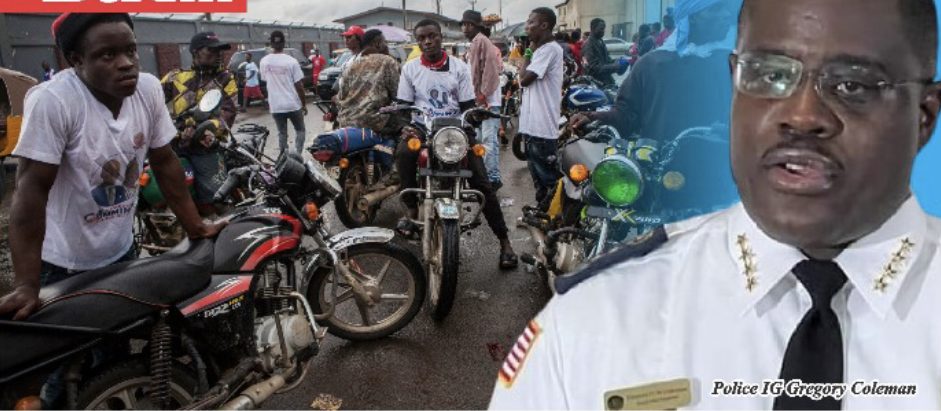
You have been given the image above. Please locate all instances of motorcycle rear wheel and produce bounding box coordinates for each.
[427,219,459,321]
[335,160,379,229]
[307,242,426,341]
[76,359,197,410]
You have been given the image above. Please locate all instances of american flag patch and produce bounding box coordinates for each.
[499,320,542,387]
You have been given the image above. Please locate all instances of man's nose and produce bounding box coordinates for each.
[776,79,842,140]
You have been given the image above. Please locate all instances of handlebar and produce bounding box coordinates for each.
[213,166,255,203]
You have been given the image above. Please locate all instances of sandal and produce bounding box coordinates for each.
[500,250,519,270]
[396,218,419,240]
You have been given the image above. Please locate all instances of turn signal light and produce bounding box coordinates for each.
[472,144,487,157]
[303,202,321,221]
[338,158,350,169]
[14,396,41,410]
[407,138,422,152]
[569,164,590,183]
[138,172,151,187]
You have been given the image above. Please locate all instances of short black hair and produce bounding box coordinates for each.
[571,29,582,41]
[270,30,285,43]
[739,0,938,73]
[55,13,134,57]
[590,18,605,31]
[414,19,441,34]
[362,29,384,47]
[532,7,557,30]
[554,31,570,42]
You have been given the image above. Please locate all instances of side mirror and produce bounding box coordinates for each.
[195,89,224,122]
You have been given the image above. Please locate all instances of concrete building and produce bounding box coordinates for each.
[556,0,675,40]
[333,7,462,40]
[0,13,343,81]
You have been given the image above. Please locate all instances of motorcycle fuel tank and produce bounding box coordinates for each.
[212,212,302,272]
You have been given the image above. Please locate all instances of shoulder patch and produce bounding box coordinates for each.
[498,320,542,388]
[554,226,669,295]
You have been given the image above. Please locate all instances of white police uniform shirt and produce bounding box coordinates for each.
[489,197,941,409]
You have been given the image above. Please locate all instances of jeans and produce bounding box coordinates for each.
[39,245,138,409]
[273,109,307,155]
[523,134,562,203]
[477,106,502,184]
[395,133,510,240]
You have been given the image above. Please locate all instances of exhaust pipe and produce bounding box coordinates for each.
[356,184,400,210]
[219,370,291,410]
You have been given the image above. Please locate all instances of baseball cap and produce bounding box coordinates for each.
[342,25,365,38]
[190,32,231,53]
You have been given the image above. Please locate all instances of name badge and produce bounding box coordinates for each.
[604,379,692,410]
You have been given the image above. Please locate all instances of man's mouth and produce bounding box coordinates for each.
[117,74,138,86]
[761,147,843,195]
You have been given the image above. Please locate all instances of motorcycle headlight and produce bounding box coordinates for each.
[591,156,644,207]
[432,127,468,164]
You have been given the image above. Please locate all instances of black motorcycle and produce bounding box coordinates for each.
[1,152,425,410]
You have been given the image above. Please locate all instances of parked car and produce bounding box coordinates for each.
[316,51,356,101]
[604,37,632,56]
[228,47,316,98]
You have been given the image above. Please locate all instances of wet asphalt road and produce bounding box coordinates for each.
[234,105,553,409]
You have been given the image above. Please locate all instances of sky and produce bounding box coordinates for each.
[218,0,547,28]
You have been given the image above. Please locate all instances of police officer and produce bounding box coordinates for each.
[490,0,941,408]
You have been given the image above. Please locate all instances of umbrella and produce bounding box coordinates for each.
[366,25,412,43]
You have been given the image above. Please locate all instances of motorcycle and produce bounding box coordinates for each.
[381,104,500,321]
[1,151,425,410]
[499,67,520,146]
[520,122,734,292]
[310,101,400,229]
[511,75,615,161]
[135,90,270,255]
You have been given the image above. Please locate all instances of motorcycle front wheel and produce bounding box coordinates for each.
[427,219,459,321]
[307,242,426,341]
[334,160,379,229]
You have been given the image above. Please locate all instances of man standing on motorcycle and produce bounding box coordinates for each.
[395,19,518,269]
[337,29,403,136]
[462,10,505,191]
[0,13,222,319]
[518,8,565,205]
[162,32,238,216]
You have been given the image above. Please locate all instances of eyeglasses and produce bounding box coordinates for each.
[732,52,932,112]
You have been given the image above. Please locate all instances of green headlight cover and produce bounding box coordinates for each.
[592,157,644,206]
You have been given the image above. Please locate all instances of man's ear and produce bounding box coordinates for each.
[918,81,941,150]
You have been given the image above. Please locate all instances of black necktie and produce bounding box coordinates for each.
[773,260,848,410]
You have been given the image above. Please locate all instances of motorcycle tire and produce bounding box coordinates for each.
[334,161,379,229]
[427,219,459,322]
[307,242,426,341]
[76,359,197,410]
[512,132,527,161]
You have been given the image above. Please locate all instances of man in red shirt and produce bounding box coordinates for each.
[310,49,326,86]
[656,14,675,46]
[569,28,584,75]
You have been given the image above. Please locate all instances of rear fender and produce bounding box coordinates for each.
[327,227,395,252]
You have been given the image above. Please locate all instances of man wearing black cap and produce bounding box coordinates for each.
[0,13,221,405]
[161,31,238,216]
[260,30,308,155]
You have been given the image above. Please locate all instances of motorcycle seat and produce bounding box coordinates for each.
[0,240,214,381]
[37,239,214,312]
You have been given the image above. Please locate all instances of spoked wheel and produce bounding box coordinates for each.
[77,360,196,410]
[427,219,459,322]
[512,132,527,161]
[335,160,379,229]
[307,242,425,341]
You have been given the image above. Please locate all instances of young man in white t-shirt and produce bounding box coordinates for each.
[395,19,518,269]
[518,8,564,204]
[0,14,221,321]
[260,30,308,155]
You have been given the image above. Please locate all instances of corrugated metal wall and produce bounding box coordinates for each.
[0,13,342,80]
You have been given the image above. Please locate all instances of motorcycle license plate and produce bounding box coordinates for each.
[326,166,341,180]
[436,202,460,219]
